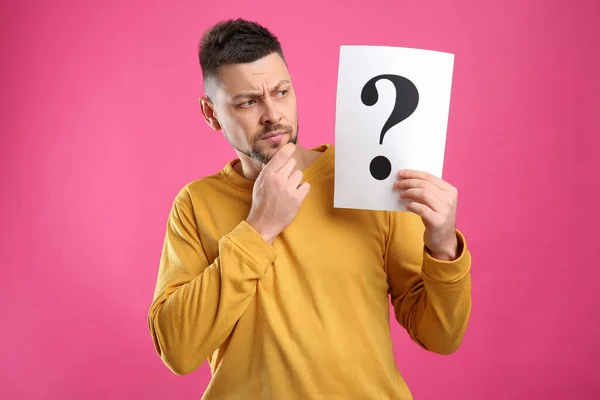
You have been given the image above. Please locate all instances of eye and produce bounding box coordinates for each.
[238,100,256,108]
[275,90,288,98]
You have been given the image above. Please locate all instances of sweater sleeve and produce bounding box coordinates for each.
[147,193,277,375]
[384,211,472,355]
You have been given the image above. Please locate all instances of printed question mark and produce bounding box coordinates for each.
[361,74,419,180]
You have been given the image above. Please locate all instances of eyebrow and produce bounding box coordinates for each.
[232,80,291,101]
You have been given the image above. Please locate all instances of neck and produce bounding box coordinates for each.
[233,145,320,181]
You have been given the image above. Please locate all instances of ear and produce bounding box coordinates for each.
[199,96,222,131]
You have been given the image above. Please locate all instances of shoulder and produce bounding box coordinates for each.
[170,170,232,210]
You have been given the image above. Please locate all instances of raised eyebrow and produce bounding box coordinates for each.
[232,80,291,102]
[271,80,291,92]
[232,92,260,102]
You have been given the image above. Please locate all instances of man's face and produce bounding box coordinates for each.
[206,52,298,165]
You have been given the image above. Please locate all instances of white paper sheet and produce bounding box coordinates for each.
[333,45,455,212]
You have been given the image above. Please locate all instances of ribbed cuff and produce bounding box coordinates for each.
[421,229,471,283]
[223,220,278,275]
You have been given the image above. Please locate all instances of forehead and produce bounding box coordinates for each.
[214,53,291,98]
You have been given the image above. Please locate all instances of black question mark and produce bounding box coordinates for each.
[361,74,419,180]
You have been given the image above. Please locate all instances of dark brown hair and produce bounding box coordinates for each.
[198,18,285,84]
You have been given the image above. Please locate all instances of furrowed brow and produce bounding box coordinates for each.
[271,80,291,92]
[232,80,291,102]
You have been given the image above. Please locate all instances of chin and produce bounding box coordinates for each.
[251,132,298,163]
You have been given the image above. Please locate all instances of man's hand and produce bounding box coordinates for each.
[246,143,311,244]
[394,169,459,261]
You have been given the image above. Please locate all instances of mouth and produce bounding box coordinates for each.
[260,131,287,142]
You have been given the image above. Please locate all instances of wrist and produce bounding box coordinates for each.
[245,217,276,244]
[427,237,459,261]
[428,247,457,261]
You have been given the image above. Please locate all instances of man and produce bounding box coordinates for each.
[148,18,472,400]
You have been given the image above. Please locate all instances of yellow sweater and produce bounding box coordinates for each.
[148,144,472,399]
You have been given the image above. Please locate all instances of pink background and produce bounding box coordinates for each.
[2,0,599,398]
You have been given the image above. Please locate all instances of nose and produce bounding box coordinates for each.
[259,97,282,125]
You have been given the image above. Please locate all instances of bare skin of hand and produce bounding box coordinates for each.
[394,169,459,261]
[246,143,311,244]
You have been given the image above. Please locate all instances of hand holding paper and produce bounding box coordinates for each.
[394,169,459,260]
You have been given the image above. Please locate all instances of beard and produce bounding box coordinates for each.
[233,121,299,165]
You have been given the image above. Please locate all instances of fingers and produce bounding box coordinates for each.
[260,143,307,198]
[296,182,311,200]
[289,169,304,188]
[400,187,445,213]
[405,201,436,222]
[395,179,445,211]
[394,178,437,193]
[265,143,296,171]
[279,157,298,178]
[397,169,455,193]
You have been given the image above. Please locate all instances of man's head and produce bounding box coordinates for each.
[198,19,298,165]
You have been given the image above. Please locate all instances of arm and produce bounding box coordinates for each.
[147,191,276,375]
[385,211,472,355]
